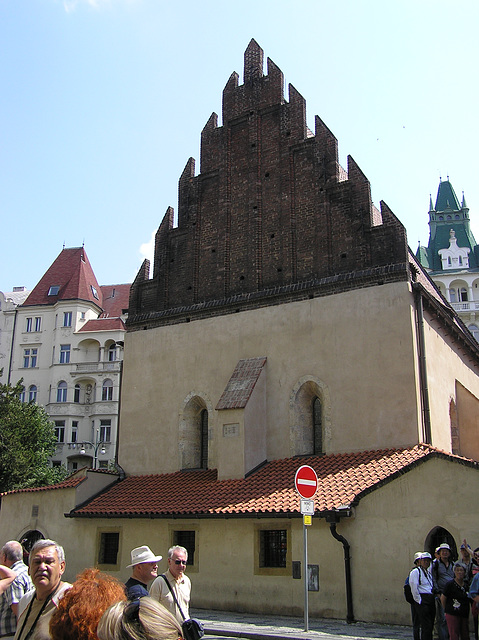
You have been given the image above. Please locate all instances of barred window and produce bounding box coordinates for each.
[98,532,119,565]
[173,530,196,566]
[260,529,287,568]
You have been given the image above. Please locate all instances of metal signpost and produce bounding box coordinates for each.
[294,465,318,632]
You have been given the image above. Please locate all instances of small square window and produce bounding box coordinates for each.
[91,285,99,300]
[260,529,287,568]
[173,530,196,566]
[98,532,120,566]
[48,286,60,296]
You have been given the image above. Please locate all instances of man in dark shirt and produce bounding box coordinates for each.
[124,546,162,600]
[433,543,455,640]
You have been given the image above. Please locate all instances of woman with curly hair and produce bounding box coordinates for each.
[50,568,126,640]
[97,597,182,640]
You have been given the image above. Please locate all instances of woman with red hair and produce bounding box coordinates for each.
[50,568,126,640]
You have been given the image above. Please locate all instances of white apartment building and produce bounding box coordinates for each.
[7,247,130,471]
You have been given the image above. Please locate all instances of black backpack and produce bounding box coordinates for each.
[404,566,420,604]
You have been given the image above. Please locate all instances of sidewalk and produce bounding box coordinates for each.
[191,609,412,640]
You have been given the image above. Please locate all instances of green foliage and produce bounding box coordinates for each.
[0,372,69,492]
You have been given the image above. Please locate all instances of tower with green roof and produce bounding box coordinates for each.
[417,178,479,340]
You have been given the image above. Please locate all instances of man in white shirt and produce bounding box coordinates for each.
[410,552,435,640]
[150,545,191,624]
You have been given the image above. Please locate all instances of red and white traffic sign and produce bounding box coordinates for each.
[294,465,318,499]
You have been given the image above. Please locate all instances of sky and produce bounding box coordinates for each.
[1,0,478,291]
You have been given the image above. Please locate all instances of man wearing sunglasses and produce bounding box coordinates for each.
[149,545,191,624]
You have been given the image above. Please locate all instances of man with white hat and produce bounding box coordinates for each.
[433,543,454,640]
[125,546,162,600]
[410,552,435,640]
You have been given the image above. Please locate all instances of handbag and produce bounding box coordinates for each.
[160,575,205,640]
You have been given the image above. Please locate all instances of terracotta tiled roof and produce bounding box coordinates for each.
[69,445,476,519]
[78,318,126,332]
[23,248,102,308]
[99,284,131,318]
[216,357,267,410]
[2,475,85,496]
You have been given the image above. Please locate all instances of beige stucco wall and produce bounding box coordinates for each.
[2,457,478,625]
[421,305,479,453]
[119,281,423,476]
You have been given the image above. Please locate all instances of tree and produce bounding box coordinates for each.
[0,372,69,492]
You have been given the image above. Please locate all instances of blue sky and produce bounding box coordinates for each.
[2,0,478,290]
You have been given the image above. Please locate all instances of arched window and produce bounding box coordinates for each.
[56,381,67,403]
[108,344,116,362]
[102,379,113,401]
[290,377,330,457]
[200,409,208,469]
[28,385,37,403]
[312,397,322,455]
[180,395,210,470]
[468,325,479,341]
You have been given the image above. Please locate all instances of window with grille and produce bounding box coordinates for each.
[173,530,196,566]
[259,529,287,568]
[98,532,120,565]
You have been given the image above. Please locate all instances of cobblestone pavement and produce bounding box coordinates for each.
[191,609,412,640]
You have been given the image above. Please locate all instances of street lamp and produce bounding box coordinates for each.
[79,431,106,469]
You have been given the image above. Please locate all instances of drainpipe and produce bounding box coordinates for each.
[324,510,355,623]
[413,285,432,444]
[7,308,18,385]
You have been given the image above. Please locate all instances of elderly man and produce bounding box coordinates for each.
[150,545,191,624]
[410,552,435,640]
[125,546,162,599]
[0,541,32,639]
[433,543,455,640]
[14,539,71,640]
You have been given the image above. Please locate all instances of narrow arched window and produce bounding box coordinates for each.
[102,379,113,401]
[28,385,37,403]
[108,344,116,362]
[74,384,80,403]
[200,409,208,469]
[312,397,323,455]
[56,381,67,403]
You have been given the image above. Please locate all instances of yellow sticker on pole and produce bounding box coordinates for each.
[303,515,312,526]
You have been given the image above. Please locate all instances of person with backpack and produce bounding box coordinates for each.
[405,552,423,640]
[410,552,436,640]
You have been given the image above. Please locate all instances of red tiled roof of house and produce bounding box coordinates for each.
[23,248,102,308]
[69,445,476,519]
[216,357,267,410]
[2,474,85,496]
[78,318,126,332]
[99,284,131,318]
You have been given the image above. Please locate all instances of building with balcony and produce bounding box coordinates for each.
[417,178,479,340]
[7,247,130,471]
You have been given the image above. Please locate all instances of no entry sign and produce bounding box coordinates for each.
[294,465,318,499]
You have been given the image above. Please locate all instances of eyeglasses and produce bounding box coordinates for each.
[173,559,187,565]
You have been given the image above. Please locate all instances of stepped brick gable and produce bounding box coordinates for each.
[128,40,408,328]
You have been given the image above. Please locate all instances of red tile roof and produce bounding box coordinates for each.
[99,284,131,318]
[2,474,85,496]
[69,445,476,519]
[23,248,102,308]
[216,357,267,410]
[78,318,126,332]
